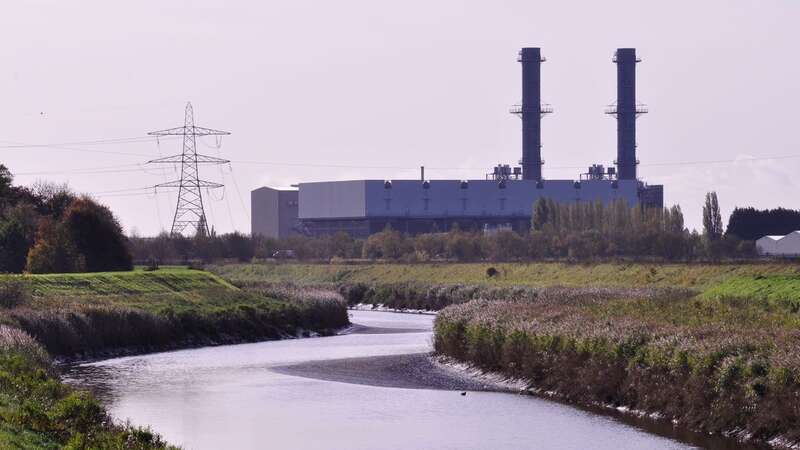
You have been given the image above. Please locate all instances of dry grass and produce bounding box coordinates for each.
[434,287,800,446]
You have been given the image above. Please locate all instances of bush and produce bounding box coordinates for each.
[0,278,28,308]
[26,219,86,274]
[61,197,133,272]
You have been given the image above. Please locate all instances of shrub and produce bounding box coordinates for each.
[0,278,28,308]
[26,219,86,273]
[61,197,133,272]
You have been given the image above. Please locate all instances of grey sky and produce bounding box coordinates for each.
[1,0,797,234]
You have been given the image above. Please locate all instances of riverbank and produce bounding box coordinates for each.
[65,308,760,450]
[0,326,178,449]
[1,268,349,359]
[433,286,800,449]
[213,262,800,447]
[0,267,350,448]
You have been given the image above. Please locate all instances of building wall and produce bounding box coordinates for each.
[298,180,366,219]
[756,236,779,255]
[757,232,800,256]
[259,177,664,237]
[251,187,298,238]
[300,179,641,220]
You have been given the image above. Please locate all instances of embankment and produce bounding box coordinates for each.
[0,326,178,449]
[1,268,349,359]
[0,268,349,448]
[433,287,800,448]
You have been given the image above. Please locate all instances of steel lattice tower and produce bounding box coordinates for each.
[147,102,230,236]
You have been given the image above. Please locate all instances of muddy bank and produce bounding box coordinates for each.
[272,353,501,391]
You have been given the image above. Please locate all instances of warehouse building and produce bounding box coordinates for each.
[251,186,298,239]
[756,231,800,257]
[252,47,664,238]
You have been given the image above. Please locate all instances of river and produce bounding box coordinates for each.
[64,310,753,450]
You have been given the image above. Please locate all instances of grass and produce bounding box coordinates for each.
[433,288,800,447]
[213,262,800,312]
[0,326,176,449]
[211,261,800,289]
[0,269,349,358]
[701,275,800,312]
[6,267,234,297]
[0,267,350,448]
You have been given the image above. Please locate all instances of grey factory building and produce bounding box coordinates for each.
[252,47,664,238]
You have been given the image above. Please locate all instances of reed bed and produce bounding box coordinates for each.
[0,329,176,448]
[434,287,800,447]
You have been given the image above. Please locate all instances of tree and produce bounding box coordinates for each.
[60,197,133,272]
[726,207,800,240]
[328,231,356,258]
[30,181,76,218]
[225,232,255,262]
[532,198,550,231]
[26,219,86,273]
[702,191,723,242]
[414,233,445,260]
[0,203,38,273]
[488,230,526,261]
[362,226,410,260]
[0,165,12,199]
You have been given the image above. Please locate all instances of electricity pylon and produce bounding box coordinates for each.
[147,102,230,236]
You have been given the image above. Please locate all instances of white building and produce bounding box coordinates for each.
[756,231,800,256]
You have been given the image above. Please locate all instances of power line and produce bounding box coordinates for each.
[10,152,800,180]
[0,136,172,148]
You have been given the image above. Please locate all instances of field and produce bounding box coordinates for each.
[212,262,800,310]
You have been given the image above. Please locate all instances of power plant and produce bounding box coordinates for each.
[252,48,664,238]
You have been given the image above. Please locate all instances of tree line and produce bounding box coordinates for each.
[129,193,758,263]
[725,207,800,241]
[1,161,787,272]
[0,165,132,273]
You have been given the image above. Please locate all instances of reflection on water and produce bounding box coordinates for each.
[64,311,753,450]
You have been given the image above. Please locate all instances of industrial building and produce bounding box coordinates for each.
[756,232,800,257]
[252,48,664,238]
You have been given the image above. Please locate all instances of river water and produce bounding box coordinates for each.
[64,311,751,450]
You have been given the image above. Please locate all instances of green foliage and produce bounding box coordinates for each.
[0,349,176,449]
[0,278,28,308]
[26,218,86,274]
[726,206,800,240]
[60,197,133,272]
[224,232,255,262]
[0,269,348,357]
[362,226,412,259]
[0,203,38,273]
[211,261,800,292]
[703,191,724,242]
[701,275,800,311]
[526,198,719,260]
[13,268,232,297]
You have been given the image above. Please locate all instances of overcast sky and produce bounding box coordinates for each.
[1,0,797,234]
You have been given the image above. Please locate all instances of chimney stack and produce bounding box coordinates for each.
[609,48,646,180]
[515,48,551,181]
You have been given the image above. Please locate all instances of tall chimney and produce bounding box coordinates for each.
[611,48,645,180]
[516,48,551,181]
